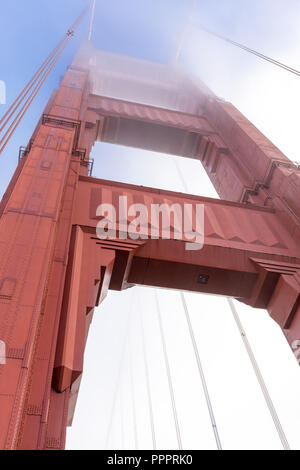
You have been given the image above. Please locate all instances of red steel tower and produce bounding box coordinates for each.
[0,42,299,449]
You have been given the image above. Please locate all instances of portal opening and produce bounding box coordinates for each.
[90,142,218,198]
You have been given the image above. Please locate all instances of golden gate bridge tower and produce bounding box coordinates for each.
[0,6,300,450]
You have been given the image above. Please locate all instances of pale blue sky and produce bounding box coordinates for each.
[1,0,300,196]
[1,0,300,194]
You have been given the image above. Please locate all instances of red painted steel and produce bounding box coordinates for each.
[88,94,215,133]
[0,46,300,449]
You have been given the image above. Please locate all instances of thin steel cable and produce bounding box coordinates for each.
[129,338,139,450]
[154,290,183,450]
[227,298,290,450]
[0,36,67,135]
[0,37,72,153]
[0,6,87,130]
[105,302,132,449]
[174,144,290,450]
[173,0,197,64]
[88,0,96,41]
[138,293,157,450]
[191,22,300,78]
[180,292,222,450]
[0,7,88,155]
[174,159,189,194]
[119,386,125,450]
[175,153,223,449]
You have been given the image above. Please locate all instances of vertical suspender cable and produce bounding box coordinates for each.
[173,160,221,449]
[119,386,125,450]
[105,305,131,449]
[174,153,290,450]
[88,0,96,41]
[174,159,190,194]
[129,340,139,450]
[138,293,157,450]
[227,298,290,450]
[180,292,222,450]
[154,290,183,450]
[173,0,197,63]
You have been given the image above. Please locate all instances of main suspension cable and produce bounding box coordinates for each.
[0,6,88,155]
[0,6,87,130]
[88,0,96,41]
[180,292,222,450]
[0,35,67,134]
[173,0,300,78]
[173,0,197,64]
[191,22,300,78]
[227,298,290,450]
[0,37,72,154]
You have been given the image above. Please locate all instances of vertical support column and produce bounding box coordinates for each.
[203,96,300,211]
[0,67,90,449]
[198,95,300,256]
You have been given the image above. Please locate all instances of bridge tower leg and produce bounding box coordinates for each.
[0,66,93,449]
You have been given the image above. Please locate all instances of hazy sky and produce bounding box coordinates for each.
[1,0,300,451]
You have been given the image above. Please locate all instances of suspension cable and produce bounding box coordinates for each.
[138,292,157,450]
[180,292,222,450]
[105,302,132,449]
[191,22,300,78]
[0,6,88,155]
[173,0,197,64]
[175,161,222,449]
[119,385,125,450]
[0,6,87,131]
[174,158,290,450]
[227,298,290,450]
[129,338,139,450]
[174,0,300,78]
[88,0,96,41]
[0,35,67,134]
[0,37,72,154]
[154,290,183,450]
